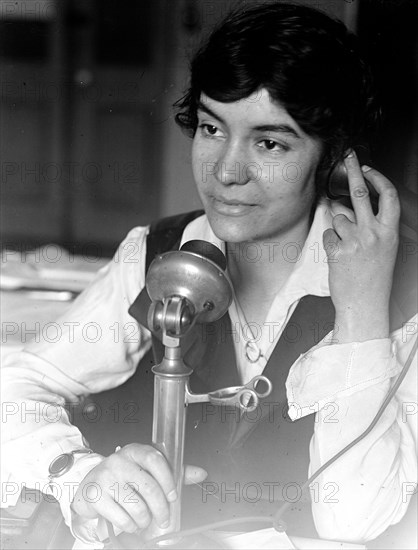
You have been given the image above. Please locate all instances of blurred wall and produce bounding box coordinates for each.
[1,0,416,253]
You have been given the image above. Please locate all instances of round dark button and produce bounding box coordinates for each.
[49,453,74,477]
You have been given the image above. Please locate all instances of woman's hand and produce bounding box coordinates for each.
[323,151,400,343]
[70,443,207,534]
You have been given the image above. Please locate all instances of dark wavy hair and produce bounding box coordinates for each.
[174,2,377,176]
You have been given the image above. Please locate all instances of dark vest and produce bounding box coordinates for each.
[128,211,416,533]
[75,211,416,536]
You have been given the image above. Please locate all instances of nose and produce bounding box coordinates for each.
[215,141,256,186]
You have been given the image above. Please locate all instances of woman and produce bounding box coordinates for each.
[2,2,416,546]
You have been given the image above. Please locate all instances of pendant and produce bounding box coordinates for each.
[245,340,263,363]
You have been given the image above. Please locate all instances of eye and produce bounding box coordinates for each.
[257,139,289,153]
[199,124,223,137]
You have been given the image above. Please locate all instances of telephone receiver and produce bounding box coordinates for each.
[325,144,379,214]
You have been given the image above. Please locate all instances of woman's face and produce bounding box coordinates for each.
[192,89,323,244]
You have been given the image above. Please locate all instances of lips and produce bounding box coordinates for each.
[210,195,257,216]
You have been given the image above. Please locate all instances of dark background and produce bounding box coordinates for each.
[1,0,417,256]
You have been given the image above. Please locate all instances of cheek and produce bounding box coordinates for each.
[261,175,316,219]
[282,166,317,203]
[263,176,314,203]
[261,152,317,191]
[191,142,206,183]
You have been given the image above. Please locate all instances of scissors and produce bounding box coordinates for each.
[186,375,273,412]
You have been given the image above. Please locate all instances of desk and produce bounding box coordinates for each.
[1,246,109,359]
[1,290,73,361]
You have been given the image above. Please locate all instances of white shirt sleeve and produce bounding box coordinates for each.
[286,315,418,542]
[0,226,151,544]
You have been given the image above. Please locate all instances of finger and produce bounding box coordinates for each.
[124,444,177,503]
[323,227,342,265]
[330,201,356,224]
[184,465,208,485]
[114,483,152,530]
[118,479,173,530]
[361,166,400,227]
[118,449,172,528]
[322,228,341,251]
[323,227,339,243]
[127,471,171,529]
[93,494,139,534]
[331,213,352,240]
[344,150,374,223]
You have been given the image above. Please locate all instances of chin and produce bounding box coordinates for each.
[206,211,260,243]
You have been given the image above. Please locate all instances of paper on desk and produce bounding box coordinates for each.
[220,528,366,550]
[221,528,297,549]
[69,527,367,550]
[1,245,109,292]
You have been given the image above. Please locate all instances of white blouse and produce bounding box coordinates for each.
[1,199,416,545]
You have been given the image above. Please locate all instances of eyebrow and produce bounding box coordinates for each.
[197,101,301,140]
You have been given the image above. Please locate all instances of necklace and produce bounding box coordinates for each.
[232,290,265,364]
